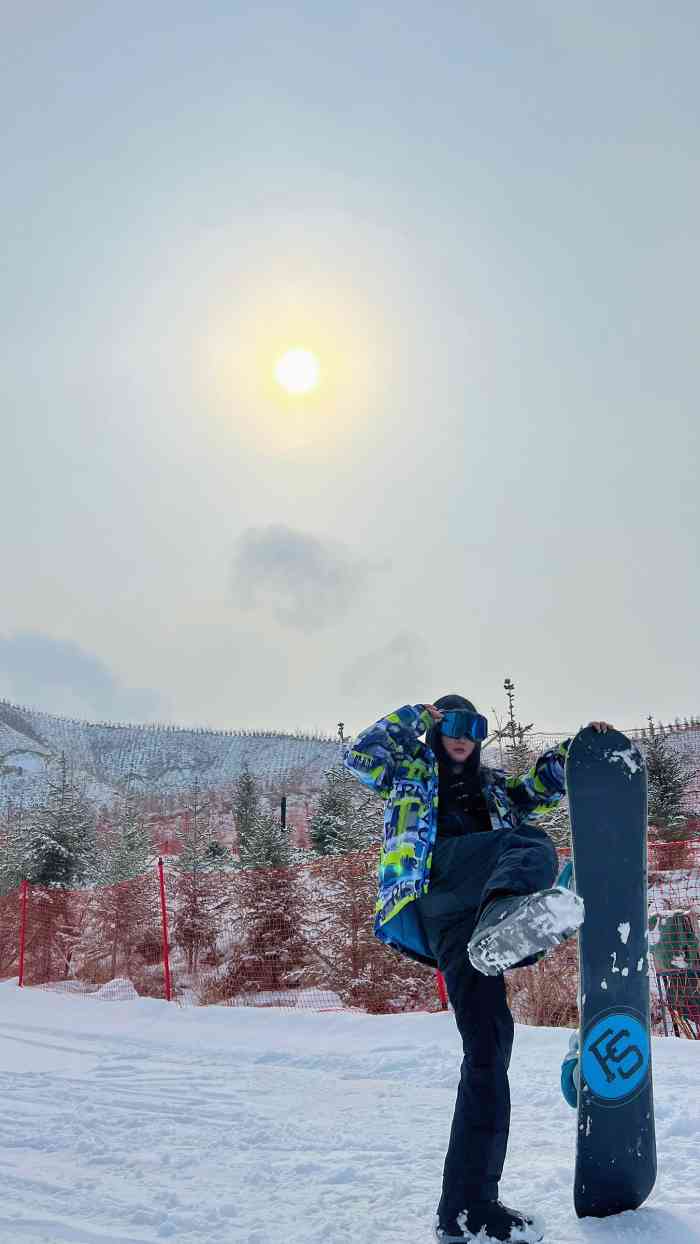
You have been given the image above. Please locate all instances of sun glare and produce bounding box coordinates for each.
[274,348,320,395]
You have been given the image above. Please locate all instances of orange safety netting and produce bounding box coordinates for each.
[1,846,698,1036]
[2,867,168,1001]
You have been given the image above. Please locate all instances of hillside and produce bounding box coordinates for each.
[0,698,342,807]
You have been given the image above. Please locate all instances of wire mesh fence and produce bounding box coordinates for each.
[2,845,698,1037]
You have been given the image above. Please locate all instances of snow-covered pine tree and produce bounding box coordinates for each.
[224,768,308,998]
[309,763,383,856]
[224,858,307,999]
[232,763,262,863]
[645,719,696,830]
[0,792,28,895]
[21,753,97,888]
[173,779,226,974]
[240,811,291,868]
[501,680,536,777]
[12,754,98,983]
[504,727,536,778]
[231,760,293,868]
[97,780,152,885]
[303,849,377,1005]
[539,799,572,850]
[80,780,156,984]
[304,850,433,1012]
[175,779,218,875]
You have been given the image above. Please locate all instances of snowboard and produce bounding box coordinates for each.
[566,726,656,1218]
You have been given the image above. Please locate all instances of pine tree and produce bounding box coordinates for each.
[21,753,97,889]
[0,793,28,895]
[304,850,434,1012]
[231,761,292,868]
[222,769,304,998]
[97,781,152,885]
[224,862,307,999]
[540,799,572,850]
[309,763,383,856]
[10,755,98,983]
[78,779,156,983]
[175,780,217,876]
[645,719,695,830]
[232,763,262,863]
[503,727,536,778]
[173,780,226,974]
[501,678,536,776]
[240,811,291,868]
[304,851,378,1005]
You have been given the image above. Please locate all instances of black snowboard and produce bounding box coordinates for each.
[566,726,656,1219]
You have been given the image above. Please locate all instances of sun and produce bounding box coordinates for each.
[274,348,320,396]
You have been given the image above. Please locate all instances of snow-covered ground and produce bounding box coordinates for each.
[0,982,698,1244]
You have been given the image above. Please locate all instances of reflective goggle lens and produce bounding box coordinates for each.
[439,709,488,741]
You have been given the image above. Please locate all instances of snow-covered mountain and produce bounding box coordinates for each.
[0,698,343,807]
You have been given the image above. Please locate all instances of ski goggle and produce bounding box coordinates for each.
[439,709,488,742]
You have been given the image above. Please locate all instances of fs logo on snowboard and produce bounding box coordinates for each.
[581,1010,650,1105]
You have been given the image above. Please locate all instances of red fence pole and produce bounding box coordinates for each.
[157,858,172,1002]
[18,880,29,987]
[436,970,449,1010]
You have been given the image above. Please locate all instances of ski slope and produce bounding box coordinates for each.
[0,982,698,1244]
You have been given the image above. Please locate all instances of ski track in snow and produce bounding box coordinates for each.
[0,984,699,1244]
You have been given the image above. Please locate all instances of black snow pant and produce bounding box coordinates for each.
[415,825,558,1224]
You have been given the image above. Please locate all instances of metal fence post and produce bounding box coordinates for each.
[157,858,172,1002]
[436,969,449,1010]
[18,880,29,987]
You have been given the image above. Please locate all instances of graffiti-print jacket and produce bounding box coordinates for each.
[343,704,570,966]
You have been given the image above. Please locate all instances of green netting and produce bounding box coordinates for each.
[649,910,700,972]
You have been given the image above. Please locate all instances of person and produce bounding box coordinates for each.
[344,694,612,1244]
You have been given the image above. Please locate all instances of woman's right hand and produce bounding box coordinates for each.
[423,704,444,722]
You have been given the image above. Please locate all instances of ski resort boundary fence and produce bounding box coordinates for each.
[2,843,699,1038]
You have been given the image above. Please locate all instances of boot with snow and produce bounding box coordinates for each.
[560,1030,580,1109]
[434,1199,544,1242]
[467,886,584,977]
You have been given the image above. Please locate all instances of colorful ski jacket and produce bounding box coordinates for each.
[344,704,571,966]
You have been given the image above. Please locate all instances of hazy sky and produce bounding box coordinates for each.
[2,2,698,738]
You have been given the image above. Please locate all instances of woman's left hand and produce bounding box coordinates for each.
[588,720,614,732]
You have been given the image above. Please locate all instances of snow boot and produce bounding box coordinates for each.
[467,886,585,977]
[434,1200,544,1242]
[560,1029,580,1109]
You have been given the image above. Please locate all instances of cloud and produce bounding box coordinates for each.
[231,525,381,631]
[340,631,432,703]
[0,632,164,723]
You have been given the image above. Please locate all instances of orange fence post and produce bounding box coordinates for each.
[157,858,173,1002]
[436,970,449,1010]
[18,880,29,987]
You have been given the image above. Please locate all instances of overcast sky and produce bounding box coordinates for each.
[1,2,698,738]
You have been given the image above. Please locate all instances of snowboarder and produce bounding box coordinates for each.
[344,695,612,1243]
